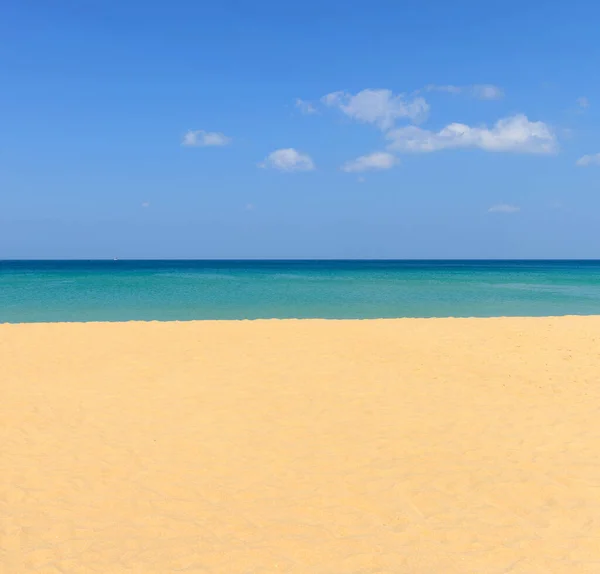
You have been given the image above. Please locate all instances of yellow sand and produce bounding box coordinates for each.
[2,318,600,574]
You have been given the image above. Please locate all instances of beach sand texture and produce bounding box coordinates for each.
[2,317,600,573]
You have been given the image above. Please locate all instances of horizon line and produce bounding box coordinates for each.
[2,258,600,263]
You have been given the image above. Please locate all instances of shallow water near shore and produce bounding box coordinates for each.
[1,259,600,323]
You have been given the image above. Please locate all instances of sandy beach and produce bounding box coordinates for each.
[2,317,600,573]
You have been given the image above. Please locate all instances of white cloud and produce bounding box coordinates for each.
[576,153,600,166]
[321,92,343,106]
[322,89,429,129]
[577,97,590,109]
[424,84,503,100]
[259,148,315,172]
[488,204,521,213]
[141,202,150,208]
[182,130,231,147]
[342,151,397,172]
[295,98,317,115]
[386,114,557,154]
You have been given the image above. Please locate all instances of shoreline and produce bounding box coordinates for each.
[2,313,600,326]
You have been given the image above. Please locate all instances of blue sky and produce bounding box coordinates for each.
[2,0,600,258]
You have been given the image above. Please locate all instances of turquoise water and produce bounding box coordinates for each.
[1,260,600,323]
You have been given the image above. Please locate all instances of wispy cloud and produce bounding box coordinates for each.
[182,130,231,147]
[576,96,590,109]
[295,98,317,115]
[488,204,521,213]
[322,89,429,130]
[576,153,600,166]
[259,148,315,172]
[424,84,463,95]
[471,85,504,100]
[386,114,557,154]
[424,84,504,100]
[342,151,397,172]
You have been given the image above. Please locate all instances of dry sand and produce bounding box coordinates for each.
[1,317,600,573]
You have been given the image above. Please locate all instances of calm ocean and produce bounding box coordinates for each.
[1,260,600,323]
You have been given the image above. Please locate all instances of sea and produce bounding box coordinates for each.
[1,260,600,323]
